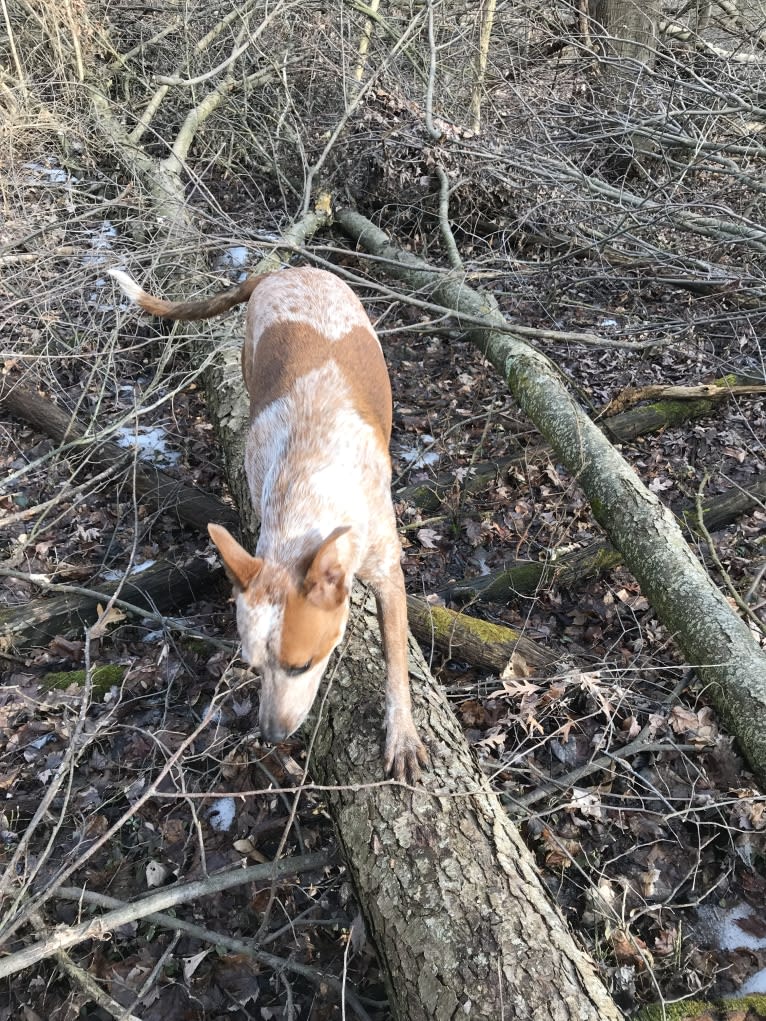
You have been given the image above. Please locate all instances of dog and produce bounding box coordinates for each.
[110,265,427,782]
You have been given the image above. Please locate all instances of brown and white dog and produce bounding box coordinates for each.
[110,266,427,781]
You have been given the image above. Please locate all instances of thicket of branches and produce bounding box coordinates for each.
[1,1,765,1019]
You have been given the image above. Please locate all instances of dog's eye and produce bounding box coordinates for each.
[284,659,312,676]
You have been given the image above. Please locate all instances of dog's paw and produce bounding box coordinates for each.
[385,727,428,784]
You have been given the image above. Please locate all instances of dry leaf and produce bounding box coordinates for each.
[89,604,126,639]
[417,527,440,549]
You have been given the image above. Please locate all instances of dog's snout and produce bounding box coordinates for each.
[259,719,288,744]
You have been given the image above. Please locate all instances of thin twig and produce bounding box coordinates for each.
[695,474,766,637]
[54,885,372,1021]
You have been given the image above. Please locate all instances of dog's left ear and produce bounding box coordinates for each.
[208,523,263,590]
[303,527,351,610]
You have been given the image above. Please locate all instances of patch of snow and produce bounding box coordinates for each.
[214,246,250,270]
[395,434,440,469]
[101,559,155,582]
[717,903,766,951]
[208,797,236,832]
[114,425,181,465]
[23,160,77,184]
[83,220,118,268]
[739,969,766,995]
[698,901,766,999]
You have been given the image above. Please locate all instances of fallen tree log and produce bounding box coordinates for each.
[601,377,766,416]
[406,594,561,673]
[336,208,766,781]
[0,380,238,534]
[309,587,621,1020]
[444,474,766,604]
[0,558,222,650]
[399,373,762,512]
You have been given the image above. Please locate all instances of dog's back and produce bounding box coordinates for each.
[110,263,427,778]
[242,269,395,570]
[243,268,391,436]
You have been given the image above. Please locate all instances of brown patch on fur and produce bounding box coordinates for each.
[280,589,345,668]
[279,528,350,667]
[243,321,392,442]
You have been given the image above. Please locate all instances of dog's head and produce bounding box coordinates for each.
[208,523,351,743]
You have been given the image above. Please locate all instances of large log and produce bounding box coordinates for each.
[335,208,766,782]
[309,587,621,1020]
[0,558,222,649]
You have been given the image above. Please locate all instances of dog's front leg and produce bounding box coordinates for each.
[373,565,428,782]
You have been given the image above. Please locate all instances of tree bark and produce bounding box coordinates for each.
[588,0,659,105]
[0,558,222,649]
[335,208,766,782]
[308,587,621,1020]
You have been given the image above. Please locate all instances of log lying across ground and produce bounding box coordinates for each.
[336,208,766,781]
[445,474,766,604]
[0,558,222,649]
[0,380,238,534]
[407,594,561,673]
[309,587,621,1021]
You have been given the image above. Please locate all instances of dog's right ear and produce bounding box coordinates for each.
[208,524,263,590]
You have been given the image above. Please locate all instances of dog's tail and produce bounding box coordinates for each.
[109,269,265,321]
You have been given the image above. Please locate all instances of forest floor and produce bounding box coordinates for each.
[2,99,766,1021]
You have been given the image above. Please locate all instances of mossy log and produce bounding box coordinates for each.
[406,594,560,673]
[636,992,766,1021]
[336,208,766,782]
[42,664,127,694]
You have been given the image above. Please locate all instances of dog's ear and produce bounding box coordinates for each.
[303,527,351,610]
[208,524,263,590]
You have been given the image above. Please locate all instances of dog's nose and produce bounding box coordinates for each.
[259,719,287,744]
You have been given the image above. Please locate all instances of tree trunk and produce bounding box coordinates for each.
[588,0,659,105]
[309,586,622,1020]
[0,558,222,649]
[589,0,658,68]
[0,381,238,534]
[335,208,766,783]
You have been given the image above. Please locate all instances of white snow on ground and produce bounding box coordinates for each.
[697,902,766,997]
